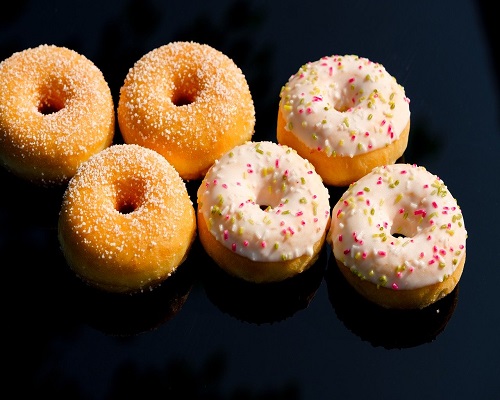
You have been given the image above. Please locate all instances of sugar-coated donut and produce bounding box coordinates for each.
[58,144,197,294]
[0,44,115,185]
[327,163,467,309]
[197,141,331,283]
[277,54,410,186]
[117,41,255,181]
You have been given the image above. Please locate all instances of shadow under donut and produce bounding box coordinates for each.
[325,255,459,349]
[200,244,328,325]
[71,260,196,337]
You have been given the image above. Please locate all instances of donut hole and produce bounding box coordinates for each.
[114,178,146,215]
[390,215,420,239]
[332,84,359,112]
[38,79,71,115]
[38,94,65,115]
[171,76,200,106]
[392,232,407,239]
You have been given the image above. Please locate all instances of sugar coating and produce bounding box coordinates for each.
[58,144,196,292]
[0,44,114,185]
[118,41,255,180]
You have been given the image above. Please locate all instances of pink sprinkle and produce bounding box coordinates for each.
[427,235,432,241]
[356,191,364,196]
[306,107,313,114]
[239,203,244,208]
[380,119,386,126]
[232,243,237,251]
[307,170,313,174]
[213,179,218,185]
[351,135,356,141]
[312,95,323,102]
[261,241,266,248]
[432,201,438,208]
[222,183,228,189]
[329,66,333,76]
[399,208,404,214]
[428,259,435,265]
[223,230,229,240]
[275,159,279,168]
[348,77,355,83]
[301,220,306,225]
[338,234,343,242]
[343,249,351,255]
[296,211,303,217]
[419,252,424,258]
[392,283,399,290]
[362,252,367,259]
[364,131,370,136]
[414,209,427,218]
[400,170,407,174]
[378,251,387,256]
[243,240,249,247]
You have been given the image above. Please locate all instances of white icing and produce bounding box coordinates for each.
[197,141,330,262]
[328,164,467,289]
[279,55,410,157]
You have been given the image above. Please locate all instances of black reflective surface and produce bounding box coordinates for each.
[1,1,499,399]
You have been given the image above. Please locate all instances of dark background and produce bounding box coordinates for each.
[1,0,499,399]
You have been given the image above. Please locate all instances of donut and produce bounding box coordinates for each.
[58,144,197,294]
[327,163,467,309]
[197,141,331,283]
[117,41,255,181]
[277,54,410,186]
[0,44,115,185]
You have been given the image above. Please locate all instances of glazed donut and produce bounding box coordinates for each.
[327,163,467,309]
[58,144,197,294]
[197,141,331,283]
[117,41,255,181]
[277,54,410,186]
[0,44,115,185]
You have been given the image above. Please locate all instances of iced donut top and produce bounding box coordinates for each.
[279,55,410,158]
[329,164,467,289]
[197,141,331,262]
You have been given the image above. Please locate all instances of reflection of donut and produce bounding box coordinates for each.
[0,45,115,186]
[325,255,459,349]
[117,41,255,180]
[328,164,467,309]
[73,261,195,336]
[201,241,327,324]
[197,141,331,283]
[277,54,410,186]
[58,144,197,294]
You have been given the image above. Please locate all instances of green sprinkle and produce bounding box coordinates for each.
[378,275,388,286]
